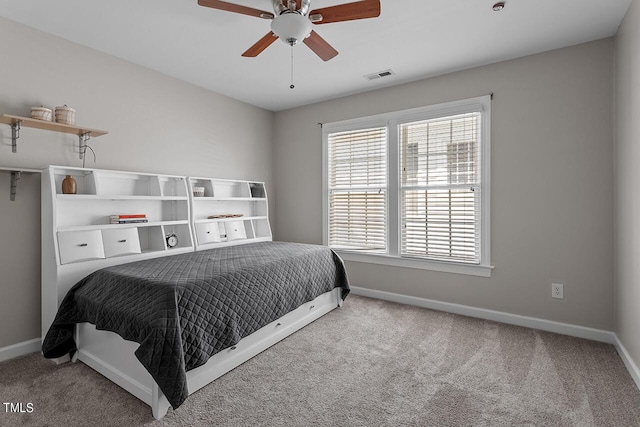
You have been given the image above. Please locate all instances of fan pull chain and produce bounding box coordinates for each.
[290,44,295,89]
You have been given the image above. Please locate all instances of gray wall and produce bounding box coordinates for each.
[0,16,622,351]
[274,39,615,330]
[0,18,274,348]
[614,0,640,377]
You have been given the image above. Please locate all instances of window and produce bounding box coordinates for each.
[323,96,491,276]
[327,126,387,252]
[400,113,480,263]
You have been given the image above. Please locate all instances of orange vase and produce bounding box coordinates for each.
[62,175,77,194]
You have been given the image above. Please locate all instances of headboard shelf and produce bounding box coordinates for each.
[188,176,272,251]
[42,166,272,339]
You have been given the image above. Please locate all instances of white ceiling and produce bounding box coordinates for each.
[0,0,632,111]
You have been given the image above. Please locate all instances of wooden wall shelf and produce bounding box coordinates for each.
[0,114,108,159]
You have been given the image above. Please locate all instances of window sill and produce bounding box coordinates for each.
[335,251,494,277]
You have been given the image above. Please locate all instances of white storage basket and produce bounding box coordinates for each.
[31,106,53,121]
[193,186,205,197]
[55,105,76,125]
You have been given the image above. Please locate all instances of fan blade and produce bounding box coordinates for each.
[303,31,338,61]
[310,0,380,24]
[242,32,279,57]
[197,0,274,19]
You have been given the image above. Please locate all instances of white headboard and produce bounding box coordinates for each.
[41,165,271,339]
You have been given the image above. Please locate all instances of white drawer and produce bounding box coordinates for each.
[225,220,247,241]
[102,228,141,258]
[196,222,221,245]
[57,230,105,265]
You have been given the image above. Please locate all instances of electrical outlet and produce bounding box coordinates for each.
[551,283,564,299]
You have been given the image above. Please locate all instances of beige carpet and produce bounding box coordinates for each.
[1,295,639,426]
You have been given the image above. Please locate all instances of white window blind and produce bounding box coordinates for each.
[400,112,481,263]
[323,95,491,276]
[327,126,387,252]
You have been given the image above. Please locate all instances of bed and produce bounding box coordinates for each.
[41,241,349,418]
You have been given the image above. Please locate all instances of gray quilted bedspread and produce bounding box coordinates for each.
[42,241,349,409]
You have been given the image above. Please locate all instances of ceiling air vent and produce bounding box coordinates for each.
[364,69,395,81]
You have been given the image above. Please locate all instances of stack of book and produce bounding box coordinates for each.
[110,214,148,224]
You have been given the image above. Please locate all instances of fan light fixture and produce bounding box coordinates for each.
[197,0,381,88]
[271,13,312,46]
[198,0,381,61]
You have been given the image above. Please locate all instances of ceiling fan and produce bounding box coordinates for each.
[197,0,381,62]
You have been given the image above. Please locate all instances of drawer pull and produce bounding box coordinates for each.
[230,346,237,351]
[276,322,282,326]
[310,305,315,309]
[78,243,88,247]
[206,231,211,234]
[118,239,127,243]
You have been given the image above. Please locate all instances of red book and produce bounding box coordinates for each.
[111,214,146,218]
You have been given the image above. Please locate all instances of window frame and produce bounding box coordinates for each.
[322,96,492,277]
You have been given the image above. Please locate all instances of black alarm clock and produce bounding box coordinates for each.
[166,233,178,248]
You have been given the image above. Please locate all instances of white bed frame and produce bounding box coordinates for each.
[41,166,344,419]
[74,288,342,419]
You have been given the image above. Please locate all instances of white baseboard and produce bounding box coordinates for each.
[350,286,640,390]
[0,338,41,363]
[350,287,616,344]
[613,335,640,391]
